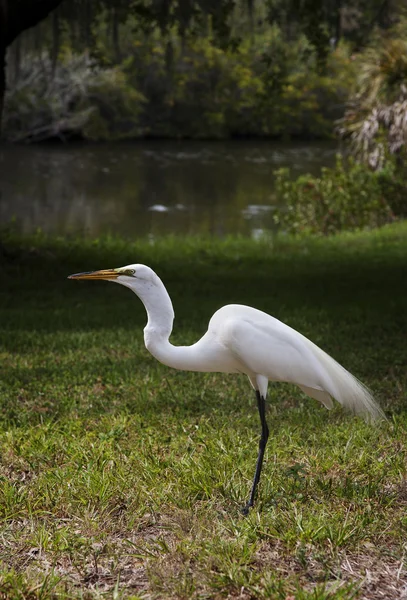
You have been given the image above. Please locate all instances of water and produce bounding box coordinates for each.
[0,141,336,239]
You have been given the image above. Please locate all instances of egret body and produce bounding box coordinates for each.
[69,264,384,513]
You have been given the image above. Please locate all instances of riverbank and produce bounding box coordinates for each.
[1,222,406,598]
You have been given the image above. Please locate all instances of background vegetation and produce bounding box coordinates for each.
[2,0,405,143]
[4,1,407,235]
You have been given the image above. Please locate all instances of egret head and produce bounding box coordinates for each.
[68,263,161,295]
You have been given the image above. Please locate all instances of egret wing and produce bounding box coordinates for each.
[216,306,384,420]
[221,313,330,390]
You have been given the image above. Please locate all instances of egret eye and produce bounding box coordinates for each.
[122,269,135,277]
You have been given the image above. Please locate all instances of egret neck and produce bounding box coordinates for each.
[129,275,207,373]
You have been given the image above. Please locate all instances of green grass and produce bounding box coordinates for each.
[0,222,406,599]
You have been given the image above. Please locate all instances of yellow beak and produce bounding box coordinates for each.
[68,269,119,281]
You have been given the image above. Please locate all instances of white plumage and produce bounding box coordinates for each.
[69,263,385,512]
[208,304,383,418]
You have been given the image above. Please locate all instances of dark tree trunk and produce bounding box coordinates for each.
[334,0,342,47]
[0,49,5,134]
[51,8,59,76]
[13,36,21,84]
[0,0,6,133]
[247,0,255,45]
[112,6,120,61]
[83,0,91,49]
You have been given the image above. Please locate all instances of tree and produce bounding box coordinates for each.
[0,0,65,130]
[0,0,239,132]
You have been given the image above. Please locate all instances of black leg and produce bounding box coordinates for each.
[242,390,269,515]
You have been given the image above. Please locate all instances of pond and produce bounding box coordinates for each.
[0,140,336,239]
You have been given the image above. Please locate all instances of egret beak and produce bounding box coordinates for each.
[68,269,119,281]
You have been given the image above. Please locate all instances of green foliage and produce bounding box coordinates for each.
[80,66,145,141]
[135,33,355,140]
[275,43,356,138]
[273,156,400,235]
[4,0,407,142]
[3,53,145,142]
[4,32,355,141]
[338,23,407,168]
[130,34,264,138]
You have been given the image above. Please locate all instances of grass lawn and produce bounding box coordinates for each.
[0,222,406,599]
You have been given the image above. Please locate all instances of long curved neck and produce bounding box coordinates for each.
[134,278,205,371]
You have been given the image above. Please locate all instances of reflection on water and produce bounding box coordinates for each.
[0,141,336,238]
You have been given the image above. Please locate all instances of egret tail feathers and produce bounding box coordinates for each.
[311,344,386,421]
[298,385,334,409]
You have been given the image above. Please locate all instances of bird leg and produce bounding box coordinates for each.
[242,390,269,515]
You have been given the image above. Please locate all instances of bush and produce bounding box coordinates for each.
[272,156,398,235]
[338,30,407,168]
[3,53,145,142]
[259,37,356,139]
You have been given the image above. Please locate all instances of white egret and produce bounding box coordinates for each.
[68,264,385,513]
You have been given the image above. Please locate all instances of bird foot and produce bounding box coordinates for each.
[241,503,253,516]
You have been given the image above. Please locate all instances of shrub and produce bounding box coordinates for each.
[270,40,356,139]
[272,156,397,235]
[3,53,145,142]
[338,32,407,168]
